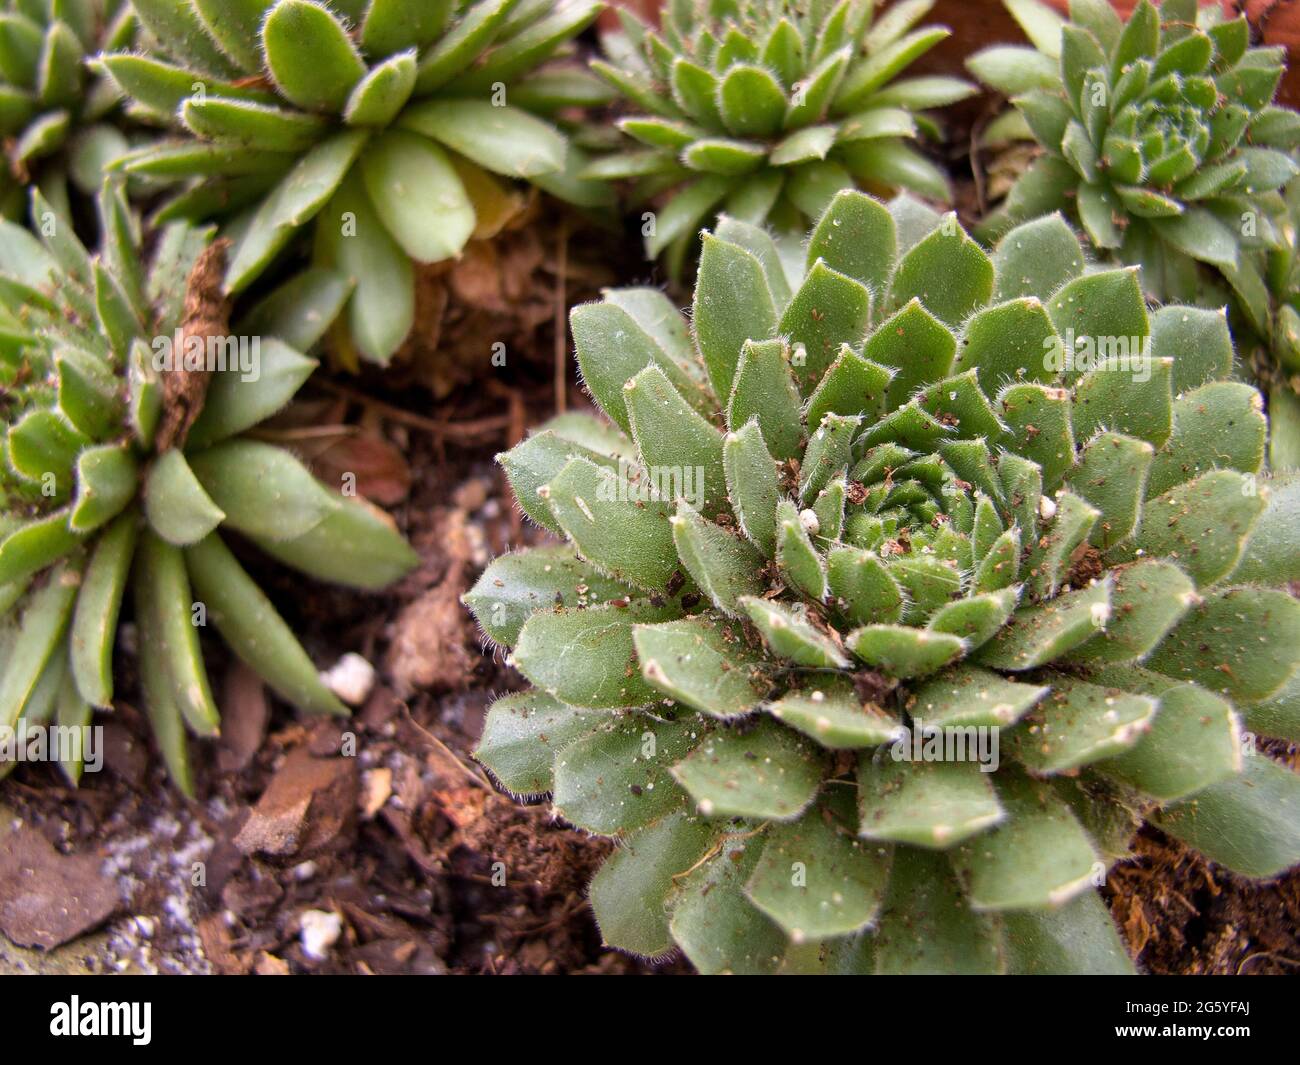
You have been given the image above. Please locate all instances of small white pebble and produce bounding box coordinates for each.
[799,508,820,535]
[299,909,343,961]
[320,652,376,707]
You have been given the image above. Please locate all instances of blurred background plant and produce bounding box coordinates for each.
[0,0,140,226]
[587,0,974,275]
[968,0,1300,468]
[99,0,615,368]
[0,185,417,793]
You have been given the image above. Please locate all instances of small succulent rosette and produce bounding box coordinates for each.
[969,0,1300,310]
[588,0,973,270]
[0,0,140,220]
[99,0,614,364]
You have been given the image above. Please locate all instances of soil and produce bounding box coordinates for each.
[0,354,662,975]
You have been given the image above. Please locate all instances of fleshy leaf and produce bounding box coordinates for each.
[1130,470,1264,588]
[909,666,1048,729]
[144,450,225,547]
[726,339,803,461]
[827,546,904,627]
[475,690,604,797]
[625,365,728,520]
[774,500,826,601]
[723,420,781,555]
[768,676,903,749]
[589,813,716,958]
[513,600,678,710]
[69,511,136,709]
[978,578,1112,670]
[1007,675,1156,775]
[805,189,896,292]
[889,217,994,327]
[745,793,890,940]
[692,233,777,400]
[953,773,1098,911]
[1068,431,1154,549]
[1146,382,1266,499]
[847,624,966,679]
[553,714,698,834]
[857,756,1003,848]
[740,596,851,668]
[1153,756,1300,879]
[498,431,617,534]
[634,615,771,719]
[1098,679,1241,802]
[187,440,339,542]
[1003,890,1134,975]
[872,847,1005,974]
[991,213,1085,302]
[1145,587,1300,704]
[261,0,366,113]
[1064,560,1195,665]
[543,456,680,593]
[668,835,786,975]
[463,544,639,648]
[671,718,824,820]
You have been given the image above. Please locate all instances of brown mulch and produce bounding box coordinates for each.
[1107,829,1300,975]
[0,388,668,973]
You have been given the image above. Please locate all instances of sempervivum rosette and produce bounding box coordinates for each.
[969,0,1300,310]
[99,0,612,364]
[465,189,1300,973]
[0,184,417,792]
[0,0,138,219]
[588,0,973,270]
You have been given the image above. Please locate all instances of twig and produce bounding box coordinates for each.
[670,822,769,882]
[311,377,512,441]
[400,702,493,791]
[1237,950,1300,974]
[251,425,358,443]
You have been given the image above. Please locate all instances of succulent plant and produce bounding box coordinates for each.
[0,0,138,222]
[0,184,418,793]
[465,189,1300,973]
[98,0,612,365]
[968,0,1300,310]
[588,0,973,270]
